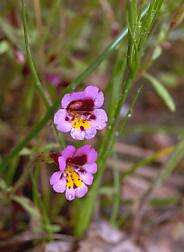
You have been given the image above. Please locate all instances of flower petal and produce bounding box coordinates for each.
[70,128,85,140]
[53,177,66,193]
[75,184,88,198]
[50,171,62,186]
[93,109,108,130]
[62,145,76,159]
[61,91,85,108]
[94,91,104,108]
[58,156,66,171]
[75,144,91,156]
[65,188,76,201]
[87,148,98,163]
[84,85,104,107]
[75,145,97,163]
[79,171,94,185]
[84,127,97,139]
[54,109,72,132]
[83,163,97,174]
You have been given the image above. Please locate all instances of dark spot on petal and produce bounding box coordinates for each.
[90,114,96,120]
[65,116,69,121]
[73,184,77,189]
[80,126,84,131]
[79,168,85,173]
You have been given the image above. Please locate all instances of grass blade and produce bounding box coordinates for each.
[155,139,184,187]
[144,72,176,111]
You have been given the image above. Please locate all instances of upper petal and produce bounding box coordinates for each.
[87,148,98,163]
[75,144,91,156]
[75,145,97,163]
[62,145,76,159]
[58,156,66,171]
[84,85,104,108]
[61,91,85,108]
[54,109,72,132]
[83,163,97,174]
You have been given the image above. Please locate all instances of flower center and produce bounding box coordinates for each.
[72,116,90,130]
[64,165,83,189]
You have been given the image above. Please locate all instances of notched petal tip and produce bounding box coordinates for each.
[65,188,76,201]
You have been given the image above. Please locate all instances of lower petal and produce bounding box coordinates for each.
[65,188,76,201]
[79,171,94,185]
[50,171,62,186]
[75,184,88,198]
[84,127,97,139]
[54,109,72,132]
[70,128,85,140]
[53,177,66,193]
[83,163,97,174]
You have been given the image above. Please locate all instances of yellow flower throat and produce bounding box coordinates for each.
[64,165,83,189]
[72,117,90,130]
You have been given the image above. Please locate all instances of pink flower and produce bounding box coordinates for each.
[50,145,98,201]
[54,85,108,140]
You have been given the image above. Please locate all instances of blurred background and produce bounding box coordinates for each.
[0,0,184,251]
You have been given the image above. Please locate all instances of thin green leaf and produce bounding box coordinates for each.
[144,72,176,111]
[13,195,41,230]
[155,139,184,187]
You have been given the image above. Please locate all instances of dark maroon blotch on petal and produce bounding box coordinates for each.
[67,155,87,166]
[90,114,96,120]
[80,126,84,131]
[67,99,94,112]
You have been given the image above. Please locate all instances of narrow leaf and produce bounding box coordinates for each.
[144,72,176,111]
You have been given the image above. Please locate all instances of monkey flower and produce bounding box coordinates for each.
[54,85,108,140]
[50,145,97,201]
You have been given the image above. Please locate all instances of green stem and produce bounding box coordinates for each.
[22,0,65,149]
[75,0,164,236]
[22,0,50,108]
